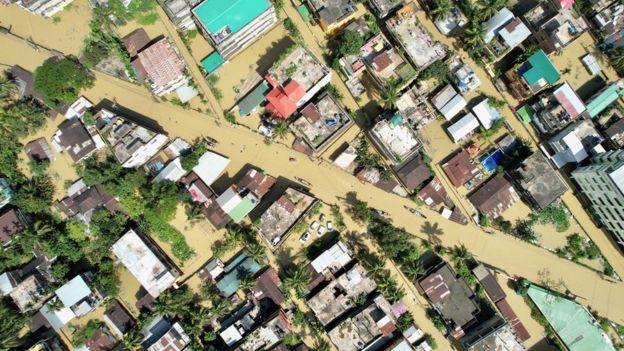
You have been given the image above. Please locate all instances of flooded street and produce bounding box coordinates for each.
[2,1,624,348]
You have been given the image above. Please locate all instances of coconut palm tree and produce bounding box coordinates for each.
[404,261,425,280]
[246,243,265,262]
[283,265,312,298]
[185,203,204,224]
[388,286,406,302]
[450,244,471,265]
[210,298,231,318]
[0,75,16,105]
[381,78,401,109]
[610,47,624,72]
[314,338,331,351]
[431,0,454,21]
[122,329,144,351]
[272,120,290,140]
[478,0,507,19]
[464,20,487,46]
[239,274,255,292]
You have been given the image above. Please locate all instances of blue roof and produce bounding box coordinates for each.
[201,51,224,74]
[521,50,560,86]
[194,0,271,35]
[216,252,262,297]
[586,84,624,118]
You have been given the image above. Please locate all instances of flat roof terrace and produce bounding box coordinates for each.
[386,3,446,70]
[268,46,329,92]
[370,114,421,164]
[258,188,317,247]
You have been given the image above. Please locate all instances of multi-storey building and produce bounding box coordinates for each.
[572,150,624,249]
[192,0,278,59]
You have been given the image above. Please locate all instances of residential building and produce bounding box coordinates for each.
[132,37,191,96]
[545,119,605,168]
[523,2,587,54]
[308,0,359,34]
[442,149,481,188]
[526,284,615,351]
[386,3,447,71]
[237,81,271,117]
[122,29,152,57]
[0,253,53,312]
[216,251,263,297]
[237,168,277,198]
[74,327,118,351]
[359,33,415,89]
[142,319,190,351]
[594,3,624,49]
[368,0,403,18]
[0,177,11,209]
[257,187,317,247]
[396,86,436,129]
[16,0,73,17]
[56,179,123,224]
[237,311,292,351]
[396,156,432,192]
[356,166,408,196]
[432,4,467,36]
[512,152,568,209]
[52,118,105,163]
[529,82,586,134]
[265,46,331,119]
[94,110,169,168]
[461,323,524,351]
[0,208,26,246]
[418,263,480,338]
[152,158,186,183]
[308,263,377,325]
[482,8,531,60]
[103,301,135,337]
[327,295,397,351]
[472,99,503,131]
[253,267,285,305]
[604,116,624,148]
[111,229,178,298]
[584,80,624,119]
[193,0,278,59]
[158,0,201,30]
[450,57,481,94]
[505,50,560,100]
[192,150,230,186]
[41,274,103,331]
[572,150,624,248]
[219,300,288,349]
[25,138,55,162]
[291,93,353,153]
[370,113,422,165]
[334,144,358,171]
[468,176,519,219]
[431,85,467,121]
[447,113,480,143]
[416,177,453,209]
[197,258,224,283]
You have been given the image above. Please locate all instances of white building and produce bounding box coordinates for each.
[431,85,467,121]
[192,151,230,186]
[472,99,503,130]
[18,0,74,17]
[447,112,480,143]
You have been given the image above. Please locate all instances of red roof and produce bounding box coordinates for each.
[265,80,305,119]
[134,38,185,88]
[559,0,574,9]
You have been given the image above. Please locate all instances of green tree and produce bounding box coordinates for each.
[349,200,372,224]
[34,57,94,108]
[396,312,414,331]
[450,244,471,266]
[180,143,208,170]
[464,20,487,46]
[339,30,364,56]
[381,78,401,109]
[610,47,624,72]
[272,120,290,140]
[283,265,312,298]
[0,75,17,104]
[11,175,55,214]
[431,0,453,21]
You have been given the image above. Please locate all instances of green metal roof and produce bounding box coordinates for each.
[194,0,270,35]
[586,84,623,118]
[229,196,257,223]
[297,4,310,22]
[527,285,615,351]
[201,51,224,74]
[522,50,560,86]
[516,105,534,124]
[216,252,262,297]
[238,81,270,116]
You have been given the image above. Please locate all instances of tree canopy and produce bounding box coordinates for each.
[34,57,94,108]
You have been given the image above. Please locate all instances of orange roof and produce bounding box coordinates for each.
[283,80,305,101]
[265,80,305,119]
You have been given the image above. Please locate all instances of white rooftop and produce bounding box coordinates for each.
[216,186,242,213]
[484,7,515,43]
[220,324,243,346]
[609,164,624,195]
[472,99,503,129]
[311,241,352,273]
[553,82,586,118]
[0,272,13,295]
[498,19,531,48]
[447,112,480,143]
[334,145,358,170]
[65,96,93,120]
[153,158,186,183]
[192,151,230,186]
[55,275,91,308]
[439,94,467,121]
[111,229,176,297]
[41,301,76,331]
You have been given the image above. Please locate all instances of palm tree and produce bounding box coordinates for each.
[0,75,16,105]
[610,47,624,72]
[404,261,425,280]
[431,0,453,22]
[464,20,487,46]
[211,298,231,317]
[239,274,255,292]
[283,265,312,298]
[388,286,406,302]
[478,0,507,19]
[314,338,331,351]
[246,243,265,262]
[122,329,144,351]
[450,244,471,265]
[381,78,400,109]
[185,203,204,224]
[362,254,386,276]
[376,275,397,297]
[272,120,290,140]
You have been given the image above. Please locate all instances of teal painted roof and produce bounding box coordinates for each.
[586,84,623,118]
[390,114,402,126]
[194,0,271,35]
[229,196,257,223]
[522,50,560,86]
[201,51,224,74]
[238,81,270,116]
[216,252,262,297]
[527,285,615,351]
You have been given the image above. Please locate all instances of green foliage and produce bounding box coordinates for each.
[181,143,208,171]
[479,214,490,227]
[206,74,223,101]
[381,77,401,109]
[282,333,301,347]
[338,30,364,56]
[365,13,379,33]
[513,220,538,242]
[530,204,570,232]
[479,118,505,139]
[28,159,50,176]
[283,265,312,298]
[556,233,602,262]
[326,83,344,101]
[34,57,94,108]
[426,335,438,350]
[72,320,103,346]
[330,204,346,231]
[1,102,47,138]
[427,308,446,331]
[284,18,301,39]
[499,220,513,234]
[11,175,55,214]
[224,112,236,124]
[396,312,414,332]
[0,298,28,348]
[76,155,123,186]
[349,200,371,224]
[418,60,450,85]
